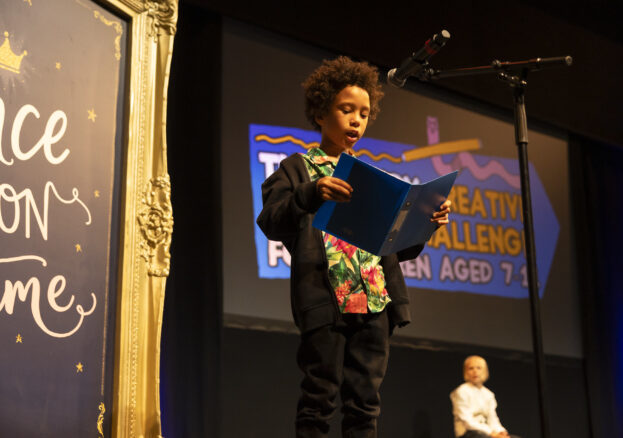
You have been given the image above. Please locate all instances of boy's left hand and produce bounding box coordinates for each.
[431,200,452,226]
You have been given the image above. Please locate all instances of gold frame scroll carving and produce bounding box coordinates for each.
[102,0,178,437]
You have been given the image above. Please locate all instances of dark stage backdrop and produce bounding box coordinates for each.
[220,19,580,358]
[161,5,619,438]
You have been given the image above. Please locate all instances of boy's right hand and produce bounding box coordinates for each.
[316,176,352,202]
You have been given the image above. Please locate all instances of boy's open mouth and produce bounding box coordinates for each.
[346,130,359,141]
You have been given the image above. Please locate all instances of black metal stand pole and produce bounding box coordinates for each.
[509,73,551,438]
[418,56,572,438]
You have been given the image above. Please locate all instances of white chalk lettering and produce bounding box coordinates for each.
[0,181,91,240]
[0,266,97,338]
[0,96,96,339]
[0,96,70,166]
[0,97,11,165]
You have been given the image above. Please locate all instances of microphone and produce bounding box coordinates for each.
[387,30,451,87]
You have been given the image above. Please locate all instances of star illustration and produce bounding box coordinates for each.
[87,109,97,122]
[76,362,84,373]
[16,334,23,343]
[75,244,82,252]
[94,190,100,198]
[55,62,61,70]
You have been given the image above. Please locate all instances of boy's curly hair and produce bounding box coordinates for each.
[302,56,384,131]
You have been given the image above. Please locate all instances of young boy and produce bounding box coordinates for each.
[257,56,451,437]
[450,356,521,438]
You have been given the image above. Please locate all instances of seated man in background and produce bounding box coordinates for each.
[450,355,521,438]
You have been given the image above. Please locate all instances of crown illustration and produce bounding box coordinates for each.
[0,32,27,74]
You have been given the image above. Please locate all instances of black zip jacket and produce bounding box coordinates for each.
[256,153,424,334]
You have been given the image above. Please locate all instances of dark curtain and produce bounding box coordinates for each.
[160,5,223,438]
[569,135,623,438]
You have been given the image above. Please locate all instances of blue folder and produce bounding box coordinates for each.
[312,154,458,256]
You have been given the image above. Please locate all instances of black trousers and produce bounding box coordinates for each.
[295,311,390,438]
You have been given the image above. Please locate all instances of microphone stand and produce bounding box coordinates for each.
[419,55,572,438]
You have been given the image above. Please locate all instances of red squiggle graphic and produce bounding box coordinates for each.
[432,152,521,189]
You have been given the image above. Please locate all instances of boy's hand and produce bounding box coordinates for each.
[316,176,353,202]
[431,199,452,226]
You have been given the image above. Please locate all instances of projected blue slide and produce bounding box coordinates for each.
[249,122,559,299]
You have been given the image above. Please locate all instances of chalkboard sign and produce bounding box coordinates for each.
[0,0,177,436]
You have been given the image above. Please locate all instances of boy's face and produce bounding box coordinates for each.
[316,85,370,156]
[464,357,488,387]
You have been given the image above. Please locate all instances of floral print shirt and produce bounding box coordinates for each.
[301,147,391,314]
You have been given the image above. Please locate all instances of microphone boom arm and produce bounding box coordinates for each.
[421,55,573,81]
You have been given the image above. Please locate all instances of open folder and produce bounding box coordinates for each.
[312,153,458,256]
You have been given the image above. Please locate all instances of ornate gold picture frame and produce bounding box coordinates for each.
[104,1,177,437]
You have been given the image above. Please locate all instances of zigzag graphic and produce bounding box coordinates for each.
[255,134,477,163]
[254,134,319,149]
